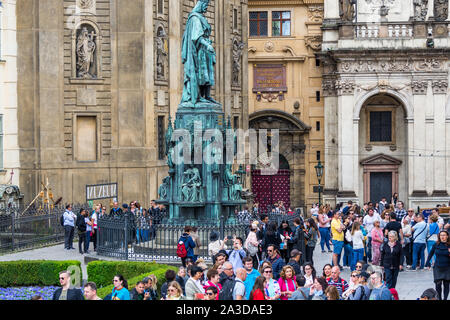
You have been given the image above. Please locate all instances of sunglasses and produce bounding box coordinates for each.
[264,270,273,274]
[59,277,65,280]
[168,289,176,292]
[206,292,215,296]
[356,266,362,269]
[351,274,358,277]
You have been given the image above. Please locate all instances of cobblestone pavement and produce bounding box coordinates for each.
[0,242,436,300]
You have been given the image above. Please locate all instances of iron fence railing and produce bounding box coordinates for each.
[0,203,88,254]
[97,209,303,263]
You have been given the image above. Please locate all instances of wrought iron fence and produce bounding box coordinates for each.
[0,203,88,254]
[97,209,302,263]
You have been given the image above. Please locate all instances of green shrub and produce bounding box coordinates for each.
[96,265,178,299]
[87,261,177,288]
[0,260,82,287]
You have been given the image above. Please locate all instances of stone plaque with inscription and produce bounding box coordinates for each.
[253,64,287,93]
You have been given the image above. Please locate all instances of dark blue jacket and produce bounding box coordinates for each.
[267,255,285,280]
[426,242,450,268]
[179,233,196,258]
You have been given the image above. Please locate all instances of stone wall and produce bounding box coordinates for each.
[15,0,248,205]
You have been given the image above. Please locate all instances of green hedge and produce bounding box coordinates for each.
[0,260,82,287]
[87,261,177,288]
[96,265,178,299]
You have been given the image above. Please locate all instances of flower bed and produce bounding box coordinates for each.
[0,286,59,300]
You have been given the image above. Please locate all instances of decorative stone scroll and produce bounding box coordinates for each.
[432,80,448,94]
[411,80,428,94]
[305,35,322,51]
[335,79,355,95]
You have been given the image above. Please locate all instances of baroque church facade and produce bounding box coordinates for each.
[320,0,450,209]
[11,0,248,204]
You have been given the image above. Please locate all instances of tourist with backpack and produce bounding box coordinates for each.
[177,226,196,267]
[348,272,371,300]
[63,204,77,251]
[368,271,393,300]
[266,245,286,279]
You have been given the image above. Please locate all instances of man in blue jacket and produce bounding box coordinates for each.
[369,272,393,300]
[179,226,196,267]
[243,256,260,300]
[266,244,285,279]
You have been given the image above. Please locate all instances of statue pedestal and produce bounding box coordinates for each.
[159,101,246,225]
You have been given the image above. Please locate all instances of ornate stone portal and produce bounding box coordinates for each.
[157,0,245,223]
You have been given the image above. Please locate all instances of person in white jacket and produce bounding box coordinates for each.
[351,221,366,271]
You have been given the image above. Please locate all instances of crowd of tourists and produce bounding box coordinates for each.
[54,197,449,301]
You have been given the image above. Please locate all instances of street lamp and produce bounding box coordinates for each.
[315,161,324,206]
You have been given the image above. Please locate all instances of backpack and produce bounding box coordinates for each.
[60,213,65,227]
[177,237,188,258]
[218,280,237,300]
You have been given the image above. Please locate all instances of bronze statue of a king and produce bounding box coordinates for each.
[181,0,219,106]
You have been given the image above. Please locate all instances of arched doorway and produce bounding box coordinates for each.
[251,154,291,213]
[249,110,311,213]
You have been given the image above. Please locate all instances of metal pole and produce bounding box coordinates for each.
[11,208,15,251]
[318,179,322,207]
[124,213,129,260]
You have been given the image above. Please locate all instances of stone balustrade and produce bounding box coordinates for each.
[355,23,414,39]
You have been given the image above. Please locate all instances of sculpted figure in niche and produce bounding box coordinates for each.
[413,0,428,21]
[155,26,168,80]
[434,0,448,21]
[339,0,356,22]
[76,26,97,79]
[181,0,218,106]
[232,39,245,86]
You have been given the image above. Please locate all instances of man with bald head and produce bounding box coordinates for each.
[110,201,123,216]
[233,268,247,300]
[327,266,349,298]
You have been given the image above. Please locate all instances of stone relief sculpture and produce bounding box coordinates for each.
[181,0,218,106]
[232,39,244,86]
[79,0,95,9]
[339,0,356,22]
[413,0,428,21]
[155,26,168,81]
[158,176,170,200]
[434,0,449,21]
[165,117,175,169]
[76,26,97,79]
[223,163,242,201]
[181,166,203,202]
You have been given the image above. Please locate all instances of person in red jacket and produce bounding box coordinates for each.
[249,276,266,300]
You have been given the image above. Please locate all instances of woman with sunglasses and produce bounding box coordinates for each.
[166,281,185,300]
[348,272,371,300]
[262,266,281,300]
[342,271,360,299]
[111,275,130,300]
[425,230,450,300]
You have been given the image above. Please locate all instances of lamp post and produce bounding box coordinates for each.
[315,161,324,207]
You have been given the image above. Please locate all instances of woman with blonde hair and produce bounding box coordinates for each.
[277,265,296,300]
[351,221,365,271]
[165,281,185,300]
